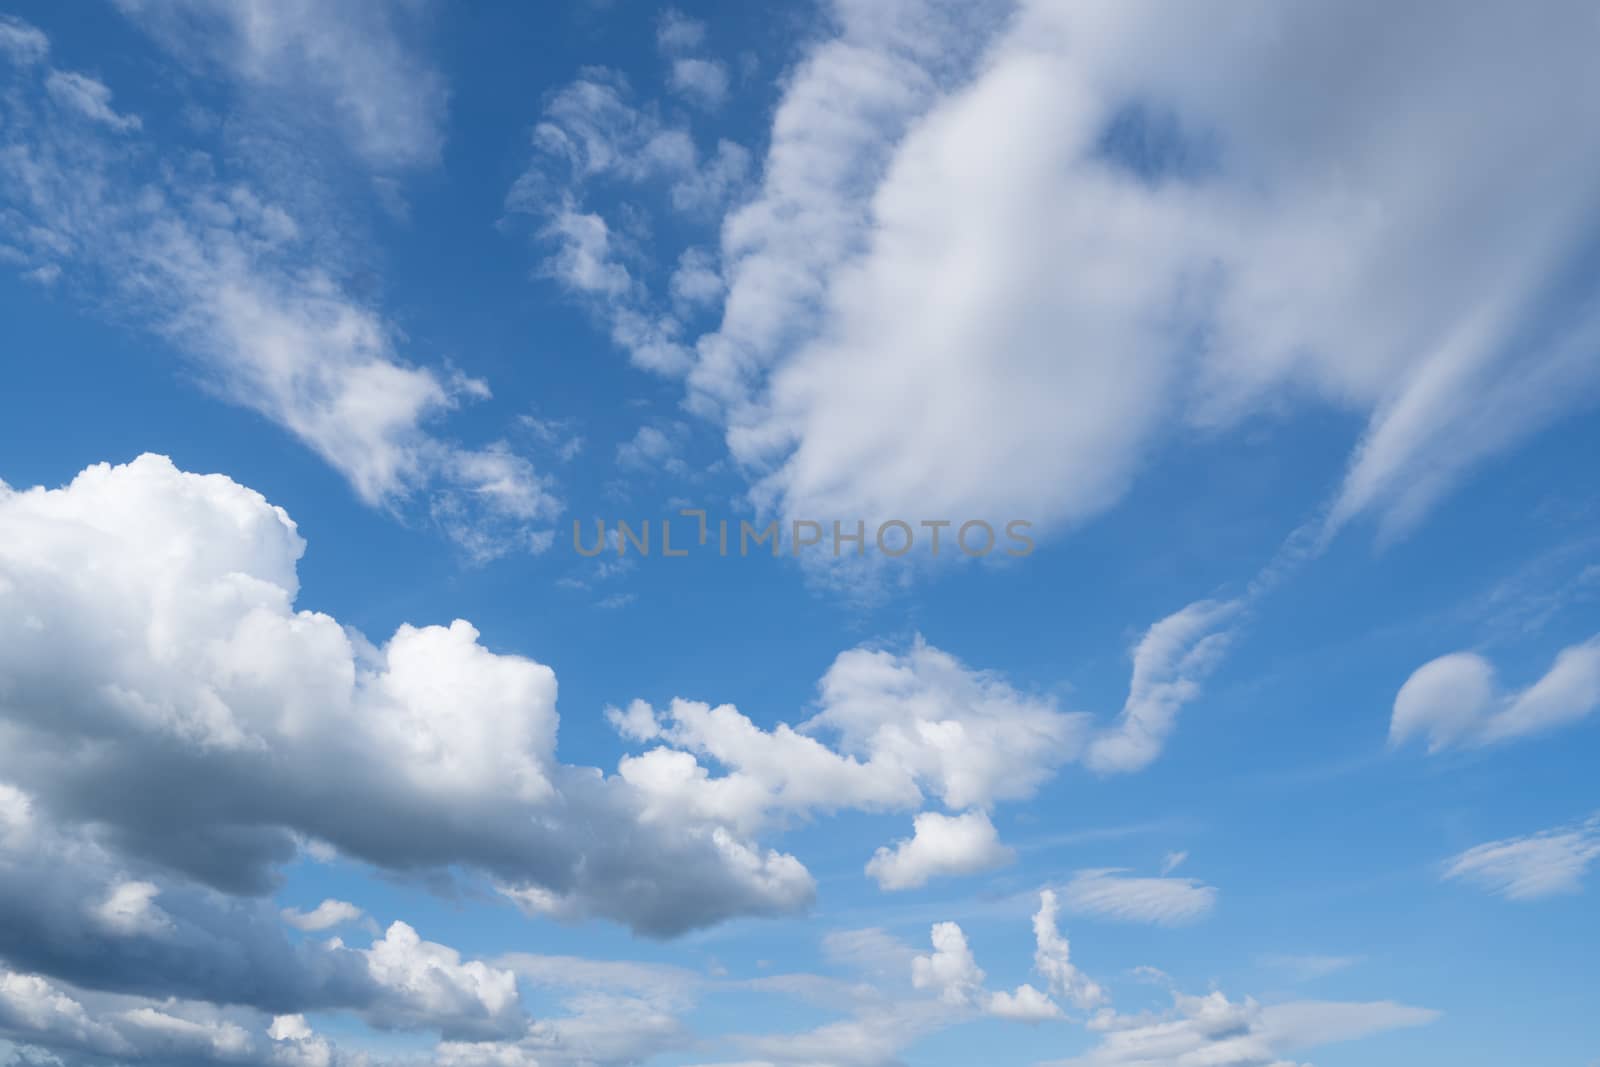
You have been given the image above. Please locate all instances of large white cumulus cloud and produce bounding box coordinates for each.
[0,455,811,936]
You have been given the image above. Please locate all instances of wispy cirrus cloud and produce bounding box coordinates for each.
[1058,868,1218,927]
[1444,815,1600,901]
[0,18,557,559]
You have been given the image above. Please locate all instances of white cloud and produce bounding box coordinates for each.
[612,639,1095,869]
[281,899,364,932]
[671,246,724,307]
[363,921,521,1035]
[1052,989,1437,1067]
[1391,636,1600,752]
[911,922,985,1007]
[680,0,1600,550]
[909,902,1102,1026]
[866,810,1014,890]
[1058,868,1218,927]
[1444,815,1600,901]
[616,423,690,474]
[1087,600,1239,774]
[0,38,559,558]
[1032,890,1107,1012]
[114,0,447,168]
[0,455,812,936]
[656,10,707,54]
[436,952,705,1066]
[506,71,750,374]
[0,15,49,64]
[615,626,1228,870]
[44,70,141,130]
[812,639,1088,810]
[0,969,129,1058]
[92,881,174,938]
[986,982,1061,1023]
[617,697,919,836]
[670,58,730,110]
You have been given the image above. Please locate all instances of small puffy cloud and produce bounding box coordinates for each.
[363,921,521,1037]
[1444,814,1600,900]
[1032,890,1106,1012]
[911,910,1078,1025]
[670,57,730,110]
[91,881,173,938]
[1058,869,1218,927]
[617,697,920,835]
[656,10,707,53]
[986,982,1062,1023]
[616,422,690,474]
[865,810,1014,890]
[671,247,724,307]
[606,699,663,743]
[281,899,365,932]
[911,923,985,1007]
[813,639,1088,810]
[1391,636,1600,752]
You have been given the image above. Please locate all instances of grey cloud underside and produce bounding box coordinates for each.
[0,456,811,946]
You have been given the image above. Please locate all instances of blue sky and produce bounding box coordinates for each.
[0,2,1597,1066]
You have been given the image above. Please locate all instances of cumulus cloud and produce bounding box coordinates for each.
[865,810,1014,890]
[1444,815,1600,901]
[362,921,522,1037]
[1058,869,1218,927]
[909,899,1103,1025]
[986,982,1062,1023]
[615,624,1236,870]
[812,639,1088,810]
[0,963,388,1067]
[1390,636,1600,752]
[612,639,1094,869]
[910,923,986,1007]
[280,900,364,933]
[91,882,173,938]
[1032,890,1107,1013]
[0,455,812,938]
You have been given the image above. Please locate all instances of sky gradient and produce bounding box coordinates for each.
[0,2,1597,1066]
